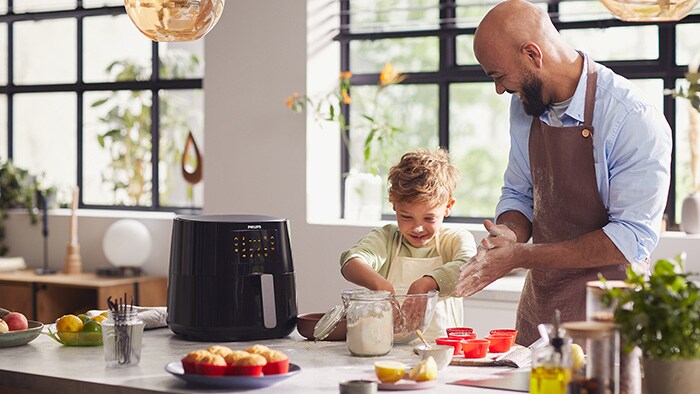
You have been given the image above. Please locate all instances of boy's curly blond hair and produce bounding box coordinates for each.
[387,148,460,206]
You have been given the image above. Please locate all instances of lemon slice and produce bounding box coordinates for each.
[571,343,585,371]
[408,356,438,382]
[374,361,407,383]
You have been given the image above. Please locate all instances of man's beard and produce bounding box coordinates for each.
[520,72,547,117]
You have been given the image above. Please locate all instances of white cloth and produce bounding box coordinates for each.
[88,306,167,330]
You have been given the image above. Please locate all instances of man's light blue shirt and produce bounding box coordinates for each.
[495,54,672,267]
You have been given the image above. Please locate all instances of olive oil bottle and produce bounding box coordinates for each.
[530,310,572,394]
[530,366,572,393]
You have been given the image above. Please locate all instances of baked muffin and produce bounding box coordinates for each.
[208,345,234,358]
[245,344,272,355]
[224,350,251,375]
[181,350,210,374]
[224,350,251,365]
[198,353,227,376]
[229,354,267,377]
[261,349,290,375]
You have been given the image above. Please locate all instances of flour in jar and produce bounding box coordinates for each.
[346,291,393,356]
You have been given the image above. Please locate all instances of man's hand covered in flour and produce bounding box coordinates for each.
[454,220,518,297]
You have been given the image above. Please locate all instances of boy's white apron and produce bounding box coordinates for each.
[386,235,462,340]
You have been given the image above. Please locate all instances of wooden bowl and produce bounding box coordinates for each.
[296,313,346,341]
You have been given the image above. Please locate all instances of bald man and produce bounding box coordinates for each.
[454,0,672,345]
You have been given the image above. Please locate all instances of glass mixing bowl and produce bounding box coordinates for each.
[391,290,438,344]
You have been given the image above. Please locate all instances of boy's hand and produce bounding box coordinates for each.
[407,276,439,295]
[394,276,438,335]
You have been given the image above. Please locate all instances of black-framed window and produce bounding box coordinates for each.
[0,0,204,211]
[337,0,700,228]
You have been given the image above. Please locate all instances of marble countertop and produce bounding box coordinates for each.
[0,327,528,393]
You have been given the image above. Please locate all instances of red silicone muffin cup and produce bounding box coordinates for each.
[181,360,198,374]
[227,365,264,377]
[461,339,490,358]
[489,329,518,338]
[485,335,514,353]
[198,363,227,376]
[446,327,474,336]
[447,331,477,341]
[435,337,463,355]
[262,358,290,375]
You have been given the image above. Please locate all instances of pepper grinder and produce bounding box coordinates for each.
[64,186,82,274]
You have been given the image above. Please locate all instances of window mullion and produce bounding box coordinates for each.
[6,16,12,159]
[660,23,677,227]
[77,11,84,208]
[439,0,455,149]
[152,41,160,209]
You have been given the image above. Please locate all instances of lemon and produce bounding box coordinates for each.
[374,361,407,383]
[571,344,585,371]
[56,314,84,332]
[91,315,107,323]
[101,311,109,318]
[408,356,438,382]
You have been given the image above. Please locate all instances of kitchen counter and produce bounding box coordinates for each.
[0,327,527,393]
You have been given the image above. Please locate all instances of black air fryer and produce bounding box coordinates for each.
[167,214,297,341]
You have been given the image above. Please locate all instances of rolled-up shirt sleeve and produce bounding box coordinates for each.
[426,229,477,296]
[601,105,672,267]
[340,225,394,275]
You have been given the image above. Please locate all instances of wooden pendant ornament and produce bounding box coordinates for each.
[182,131,203,185]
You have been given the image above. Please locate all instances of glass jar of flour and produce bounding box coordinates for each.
[346,290,393,357]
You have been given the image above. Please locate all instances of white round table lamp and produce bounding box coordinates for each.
[102,219,152,273]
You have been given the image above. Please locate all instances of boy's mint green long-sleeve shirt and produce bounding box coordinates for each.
[340,224,477,296]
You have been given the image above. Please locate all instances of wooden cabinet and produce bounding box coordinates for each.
[0,270,167,323]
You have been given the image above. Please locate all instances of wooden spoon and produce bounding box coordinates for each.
[415,329,430,349]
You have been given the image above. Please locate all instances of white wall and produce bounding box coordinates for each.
[5,1,700,316]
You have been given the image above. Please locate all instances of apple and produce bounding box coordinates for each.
[4,312,28,331]
[0,318,8,332]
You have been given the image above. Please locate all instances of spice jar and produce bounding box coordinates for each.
[346,290,393,357]
[587,280,641,394]
[102,308,145,368]
[562,321,620,394]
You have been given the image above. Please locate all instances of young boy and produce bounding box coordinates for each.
[340,148,476,339]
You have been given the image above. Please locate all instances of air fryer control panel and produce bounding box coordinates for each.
[232,229,279,265]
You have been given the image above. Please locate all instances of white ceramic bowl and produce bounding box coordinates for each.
[415,344,454,370]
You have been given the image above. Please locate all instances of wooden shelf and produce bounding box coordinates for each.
[0,270,167,323]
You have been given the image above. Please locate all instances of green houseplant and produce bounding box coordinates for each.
[0,160,56,256]
[286,63,404,176]
[602,255,700,393]
[92,50,201,206]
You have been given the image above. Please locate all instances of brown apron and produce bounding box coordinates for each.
[514,56,627,346]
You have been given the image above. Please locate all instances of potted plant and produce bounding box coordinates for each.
[286,63,405,221]
[0,160,56,256]
[601,254,700,394]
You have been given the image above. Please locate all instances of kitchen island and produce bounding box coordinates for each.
[0,327,527,393]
